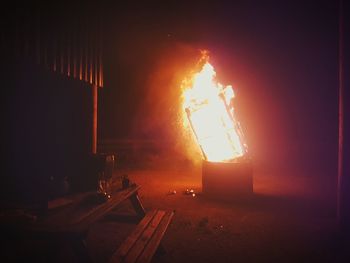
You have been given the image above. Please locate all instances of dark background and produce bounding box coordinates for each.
[0,0,348,219]
[100,0,340,171]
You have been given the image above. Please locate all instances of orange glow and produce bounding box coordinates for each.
[182,52,248,162]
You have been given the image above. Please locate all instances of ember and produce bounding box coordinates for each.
[182,51,253,198]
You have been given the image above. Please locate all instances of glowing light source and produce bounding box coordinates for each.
[182,52,248,162]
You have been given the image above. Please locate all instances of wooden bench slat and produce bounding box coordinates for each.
[124,210,166,263]
[136,211,174,263]
[13,184,147,262]
[39,192,92,227]
[33,185,141,234]
[110,210,158,262]
[74,185,141,230]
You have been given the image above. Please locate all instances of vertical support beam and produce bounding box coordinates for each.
[99,49,103,87]
[95,49,98,87]
[99,22,103,88]
[92,84,98,154]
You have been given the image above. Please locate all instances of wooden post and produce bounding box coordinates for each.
[95,48,98,87]
[99,49,103,87]
[92,84,98,154]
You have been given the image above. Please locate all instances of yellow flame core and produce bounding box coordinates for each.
[182,60,247,162]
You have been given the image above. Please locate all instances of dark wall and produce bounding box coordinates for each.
[0,3,104,209]
[0,56,92,208]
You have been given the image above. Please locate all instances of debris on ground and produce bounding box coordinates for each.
[213,225,225,232]
[184,188,196,197]
[167,190,177,195]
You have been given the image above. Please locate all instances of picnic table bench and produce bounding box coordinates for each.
[110,209,174,263]
[1,184,174,263]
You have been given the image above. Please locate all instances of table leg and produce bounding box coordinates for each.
[130,193,146,218]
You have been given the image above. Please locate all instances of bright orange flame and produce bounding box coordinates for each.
[182,53,247,162]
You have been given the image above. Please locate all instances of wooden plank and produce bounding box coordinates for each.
[72,185,141,231]
[37,192,92,229]
[109,210,158,263]
[130,194,146,218]
[35,185,140,233]
[136,211,174,263]
[124,210,166,263]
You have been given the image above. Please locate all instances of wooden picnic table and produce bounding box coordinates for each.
[1,184,146,262]
[36,184,145,233]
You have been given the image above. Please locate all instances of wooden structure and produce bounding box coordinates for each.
[1,4,104,88]
[1,184,175,262]
[0,4,106,206]
[110,210,174,263]
[2,185,145,262]
[1,4,103,154]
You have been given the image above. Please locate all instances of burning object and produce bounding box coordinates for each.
[182,52,253,198]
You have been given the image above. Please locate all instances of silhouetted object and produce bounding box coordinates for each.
[122,174,130,189]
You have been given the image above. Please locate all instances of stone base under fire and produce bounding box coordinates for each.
[202,160,253,199]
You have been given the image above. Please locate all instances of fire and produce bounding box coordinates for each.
[182,52,248,162]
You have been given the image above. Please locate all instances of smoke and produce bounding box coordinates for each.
[131,42,204,166]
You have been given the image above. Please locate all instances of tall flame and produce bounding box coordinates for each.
[182,52,247,162]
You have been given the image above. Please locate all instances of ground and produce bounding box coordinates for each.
[85,160,348,263]
[2,159,348,262]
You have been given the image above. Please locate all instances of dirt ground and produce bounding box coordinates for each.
[82,160,349,263]
[3,158,348,262]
